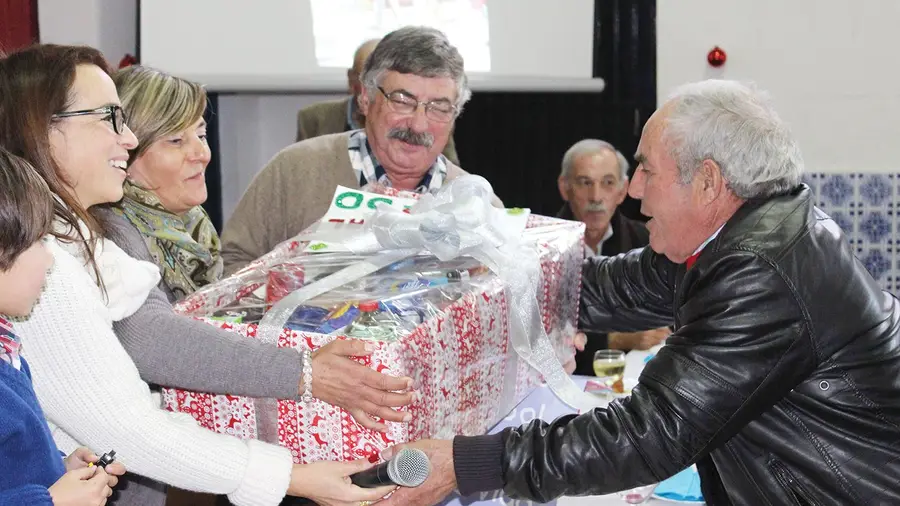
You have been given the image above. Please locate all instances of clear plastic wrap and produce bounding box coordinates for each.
[206,253,491,340]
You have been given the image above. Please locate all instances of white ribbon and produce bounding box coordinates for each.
[259,175,601,412]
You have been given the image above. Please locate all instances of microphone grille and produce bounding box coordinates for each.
[386,448,431,487]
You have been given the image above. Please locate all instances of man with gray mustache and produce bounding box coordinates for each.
[389,126,434,148]
[557,139,670,375]
[220,26,497,273]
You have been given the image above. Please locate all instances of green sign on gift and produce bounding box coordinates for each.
[334,190,403,211]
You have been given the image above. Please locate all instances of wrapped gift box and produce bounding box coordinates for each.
[163,184,585,464]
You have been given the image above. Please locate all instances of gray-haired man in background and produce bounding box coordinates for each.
[557,139,669,375]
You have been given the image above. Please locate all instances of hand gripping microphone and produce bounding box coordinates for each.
[350,448,431,488]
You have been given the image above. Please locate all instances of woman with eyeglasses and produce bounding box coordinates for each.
[0,44,397,506]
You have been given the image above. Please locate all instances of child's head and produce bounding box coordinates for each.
[0,148,54,317]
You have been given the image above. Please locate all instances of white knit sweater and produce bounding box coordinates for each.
[16,228,293,506]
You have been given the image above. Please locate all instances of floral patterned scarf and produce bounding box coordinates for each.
[115,181,223,300]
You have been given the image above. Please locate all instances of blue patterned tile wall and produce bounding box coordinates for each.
[804,173,897,295]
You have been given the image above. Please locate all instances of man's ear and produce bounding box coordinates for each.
[558,176,570,202]
[697,159,726,204]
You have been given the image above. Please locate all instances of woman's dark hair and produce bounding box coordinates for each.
[0,44,114,281]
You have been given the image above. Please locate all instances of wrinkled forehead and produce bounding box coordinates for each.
[571,150,621,179]
[380,71,457,102]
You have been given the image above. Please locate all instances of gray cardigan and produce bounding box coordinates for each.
[101,208,303,399]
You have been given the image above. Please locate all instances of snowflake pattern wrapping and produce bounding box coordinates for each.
[162,216,585,463]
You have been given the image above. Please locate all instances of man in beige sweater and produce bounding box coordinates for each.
[221,26,487,274]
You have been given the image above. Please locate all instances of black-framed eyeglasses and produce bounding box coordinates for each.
[377,86,458,123]
[52,105,128,135]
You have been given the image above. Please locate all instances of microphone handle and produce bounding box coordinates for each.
[350,461,394,488]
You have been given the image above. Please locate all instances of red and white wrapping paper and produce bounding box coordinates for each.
[163,181,585,464]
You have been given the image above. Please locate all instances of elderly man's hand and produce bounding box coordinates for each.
[309,339,415,432]
[608,327,670,351]
[378,440,457,506]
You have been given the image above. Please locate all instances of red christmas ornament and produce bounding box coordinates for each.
[118,53,138,69]
[707,46,727,67]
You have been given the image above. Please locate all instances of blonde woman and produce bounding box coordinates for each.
[112,65,220,302]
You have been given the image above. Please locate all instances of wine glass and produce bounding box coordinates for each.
[593,349,627,399]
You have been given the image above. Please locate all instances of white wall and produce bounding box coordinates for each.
[658,0,900,174]
[38,0,136,65]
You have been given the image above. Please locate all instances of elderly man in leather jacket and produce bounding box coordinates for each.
[381,80,900,506]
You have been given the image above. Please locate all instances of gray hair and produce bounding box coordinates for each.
[361,26,471,111]
[662,80,803,199]
[560,139,630,183]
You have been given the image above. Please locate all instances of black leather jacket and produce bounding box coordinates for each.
[454,185,900,505]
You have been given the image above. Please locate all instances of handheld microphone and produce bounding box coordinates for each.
[350,448,431,488]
